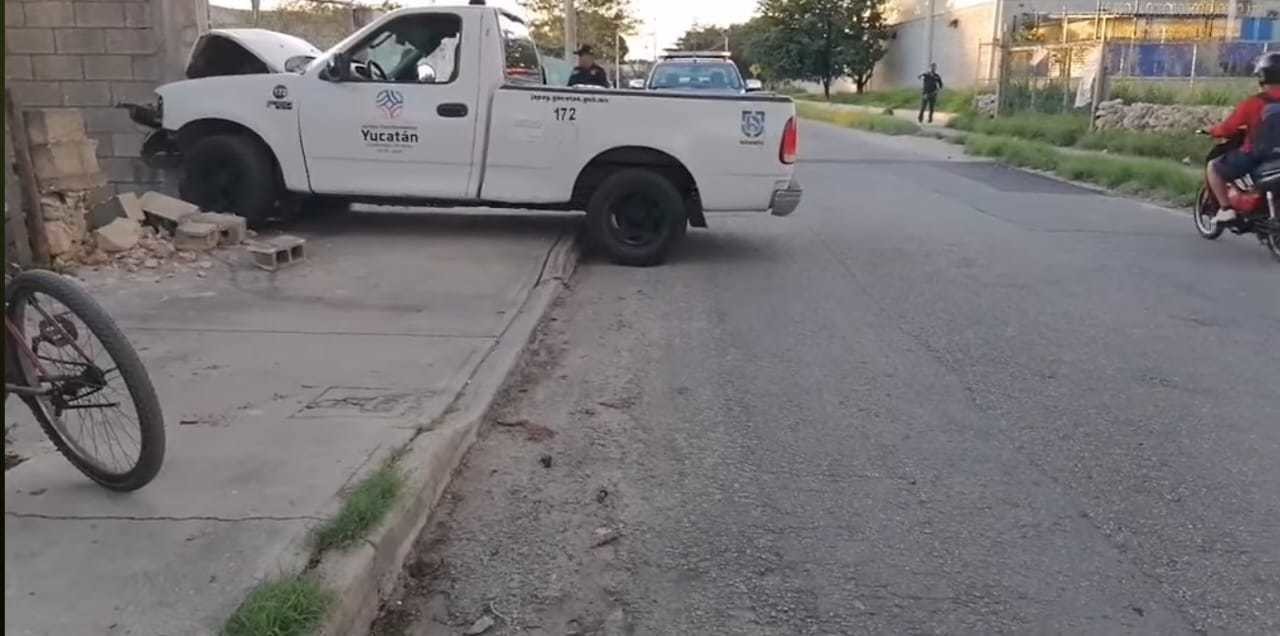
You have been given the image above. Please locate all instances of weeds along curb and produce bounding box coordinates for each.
[309,229,581,635]
[216,229,580,636]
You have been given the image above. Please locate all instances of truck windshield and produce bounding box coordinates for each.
[650,62,743,90]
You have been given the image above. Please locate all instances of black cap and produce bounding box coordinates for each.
[575,45,595,56]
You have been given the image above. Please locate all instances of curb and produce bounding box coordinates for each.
[311,227,581,635]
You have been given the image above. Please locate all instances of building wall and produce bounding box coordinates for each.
[4,0,209,194]
[871,0,1139,90]
[873,2,997,90]
[208,5,384,50]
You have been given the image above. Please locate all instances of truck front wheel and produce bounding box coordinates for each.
[179,134,278,228]
[586,168,687,267]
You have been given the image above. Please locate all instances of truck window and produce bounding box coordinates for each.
[348,13,461,84]
[498,12,543,85]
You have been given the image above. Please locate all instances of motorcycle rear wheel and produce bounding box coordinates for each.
[1266,231,1280,263]
[1194,188,1224,240]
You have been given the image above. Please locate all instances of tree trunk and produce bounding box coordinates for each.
[822,77,831,100]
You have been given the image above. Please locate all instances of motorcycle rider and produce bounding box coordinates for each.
[1206,52,1280,224]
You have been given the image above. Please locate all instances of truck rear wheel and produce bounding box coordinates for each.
[586,168,687,267]
[179,134,278,228]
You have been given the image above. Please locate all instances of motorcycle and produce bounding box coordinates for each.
[1194,129,1280,262]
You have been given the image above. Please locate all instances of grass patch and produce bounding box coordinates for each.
[1076,128,1211,163]
[1058,153,1201,205]
[796,102,921,135]
[952,112,1089,146]
[797,87,976,114]
[311,461,404,553]
[1109,79,1254,106]
[223,577,332,636]
[961,133,1200,206]
[964,134,1061,171]
[951,111,1211,163]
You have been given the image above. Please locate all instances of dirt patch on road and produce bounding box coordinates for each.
[369,290,648,635]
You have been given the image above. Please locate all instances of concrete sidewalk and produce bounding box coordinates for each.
[4,208,577,635]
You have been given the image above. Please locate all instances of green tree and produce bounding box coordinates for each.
[673,19,768,78]
[520,0,640,65]
[754,0,889,97]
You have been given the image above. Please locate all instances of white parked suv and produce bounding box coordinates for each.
[128,4,801,265]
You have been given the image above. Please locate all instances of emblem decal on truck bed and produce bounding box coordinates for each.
[741,110,765,138]
[376,89,405,119]
[740,110,766,146]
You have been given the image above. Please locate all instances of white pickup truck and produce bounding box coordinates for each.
[129,3,801,265]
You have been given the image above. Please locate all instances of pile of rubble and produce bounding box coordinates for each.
[77,190,249,276]
[1092,99,1231,133]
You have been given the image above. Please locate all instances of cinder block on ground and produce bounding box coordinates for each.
[139,191,198,233]
[24,109,86,145]
[89,192,144,229]
[248,235,306,271]
[187,212,247,246]
[94,218,141,253]
[173,221,219,251]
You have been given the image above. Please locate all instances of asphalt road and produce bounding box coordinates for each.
[376,123,1279,635]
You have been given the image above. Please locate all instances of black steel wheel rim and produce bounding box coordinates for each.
[192,156,242,213]
[608,193,668,247]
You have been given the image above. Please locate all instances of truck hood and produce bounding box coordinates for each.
[186,29,322,79]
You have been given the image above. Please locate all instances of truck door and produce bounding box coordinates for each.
[297,12,478,199]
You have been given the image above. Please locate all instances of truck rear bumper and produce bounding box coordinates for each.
[769,178,802,217]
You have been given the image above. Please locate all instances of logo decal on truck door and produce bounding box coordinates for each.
[741,110,766,138]
[375,89,405,119]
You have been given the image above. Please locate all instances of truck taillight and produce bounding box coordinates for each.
[780,116,798,164]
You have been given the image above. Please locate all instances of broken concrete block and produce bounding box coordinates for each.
[29,141,106,192]
[44,221,77,256]
[25,109,87,146]
[187,212,247,246]
[173,221,220,251]
[94,218,142,253]
[89,192,145,229]
[248,235,306,271]
[139,191,198,233]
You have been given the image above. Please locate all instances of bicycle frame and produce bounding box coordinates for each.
[4,304,103,399]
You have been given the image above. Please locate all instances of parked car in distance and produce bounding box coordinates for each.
[639,51,762,94]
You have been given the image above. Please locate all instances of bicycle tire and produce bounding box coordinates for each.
[7,270,165,491]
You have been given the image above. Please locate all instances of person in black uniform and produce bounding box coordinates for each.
[918,63,944,123]
[568,45,611,88]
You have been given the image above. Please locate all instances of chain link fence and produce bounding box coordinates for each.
[989,8,1277,116]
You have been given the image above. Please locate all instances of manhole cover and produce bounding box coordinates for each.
[293,387,425,419]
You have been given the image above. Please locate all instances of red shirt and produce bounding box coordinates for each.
[1210,86,1280,153]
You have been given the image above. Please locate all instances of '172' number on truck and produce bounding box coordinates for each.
[553,107,577,122]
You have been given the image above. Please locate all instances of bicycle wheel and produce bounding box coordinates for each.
[6,270,164,491]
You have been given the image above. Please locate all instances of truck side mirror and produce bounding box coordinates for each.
[745,78,763,92]
[323,53,351,82]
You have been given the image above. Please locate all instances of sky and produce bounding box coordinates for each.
[210,0,760,57]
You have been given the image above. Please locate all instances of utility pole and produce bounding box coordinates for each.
[1226,0,1238,41]
[616,31,622,87]
[926,0,936,66]
[563,0,577,61]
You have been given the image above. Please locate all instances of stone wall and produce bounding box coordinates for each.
[1093,100,1232,133]
[5,0,208,195]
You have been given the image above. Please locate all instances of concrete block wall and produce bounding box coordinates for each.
[5,0,208,195]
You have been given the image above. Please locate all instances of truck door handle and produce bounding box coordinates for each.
[437,103,468,118]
